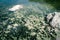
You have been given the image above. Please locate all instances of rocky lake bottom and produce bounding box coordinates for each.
[0,0,60,40]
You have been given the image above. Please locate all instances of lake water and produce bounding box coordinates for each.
[0,0,59,40]
[0,0,56,14]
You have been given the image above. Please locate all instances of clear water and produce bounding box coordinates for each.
[0,0,29,5]
[0,0,59,40]
[0,0,56,14]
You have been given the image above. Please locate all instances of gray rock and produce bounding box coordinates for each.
[46,12,60,29]
[46,13,53,22]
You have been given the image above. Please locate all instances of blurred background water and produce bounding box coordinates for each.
[0,0,56,14]
[0,0,60,13]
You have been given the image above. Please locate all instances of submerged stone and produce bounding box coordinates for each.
[9,5,23,11]
[46,12,60,29]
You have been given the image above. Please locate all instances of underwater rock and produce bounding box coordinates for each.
[46,13,54,22]
[9,5,23,11]
[46,12,60,29]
